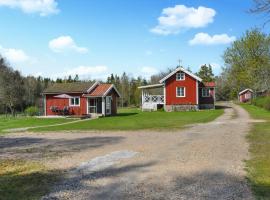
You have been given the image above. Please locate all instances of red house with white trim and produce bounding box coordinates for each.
[42,81,121,117]
[138,67,215,111]
[238,89,253,103]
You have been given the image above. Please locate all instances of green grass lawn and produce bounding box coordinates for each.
[0,160,61,200]
[0,116,74,134]
[241,104,270,199]
[31,108,224,132]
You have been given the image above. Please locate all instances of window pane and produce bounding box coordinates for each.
[75,97,79,105]
[71,98,75,105]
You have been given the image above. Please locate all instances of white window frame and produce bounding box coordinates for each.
[176,87,185,97]
[202,88,211,97]
[176,72,185,81]
[69,96,80,107]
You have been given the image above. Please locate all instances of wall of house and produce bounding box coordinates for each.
[239,91,252,102]
[45,93,87,116]
[199,87,215,105]
[165,73,197,106]
[106,88,118,115]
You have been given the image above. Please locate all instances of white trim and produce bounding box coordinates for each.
[103,84,121,97]
[176,87,186,98]
[138,83,164,89]
[102,97,105,116]
[202,88,211,97]
[196,81,199,105]
[69,96,80,107]
[87,81,100,93]
[86,97,89,114]
[159,67,202,83]
[239,88,253,95]
[176,72,185,81]
[163,82,166,105]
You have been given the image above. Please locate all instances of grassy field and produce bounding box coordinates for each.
[0,116,74,134]
[241,104,270,199]
[31,108,224,132]
[0,160,61,200]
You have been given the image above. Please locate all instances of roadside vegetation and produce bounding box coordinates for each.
[30,108,223,132]
[0,116,74,134]
[0,159,61,200]
[241,103,270,199]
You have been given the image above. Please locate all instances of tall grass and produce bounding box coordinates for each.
[252,96,270,111]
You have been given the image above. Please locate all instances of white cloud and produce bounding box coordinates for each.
[139,66,159,79]
[49,36,88,53]
[59,65,109,80]
[151,5,216,35]
[0,45,30,63]
[209,63,221,70]
[0,0,59,16]
[189,33,236,45]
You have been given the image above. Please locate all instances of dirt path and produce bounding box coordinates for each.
[0,102,254,199]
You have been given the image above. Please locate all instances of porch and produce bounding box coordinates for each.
[86,96,112,116]
[138,84,165,111]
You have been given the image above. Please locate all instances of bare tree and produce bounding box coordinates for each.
[250,0,270,25]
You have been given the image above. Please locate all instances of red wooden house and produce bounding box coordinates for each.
[42,81,121,117]
[138,67,215,111]
[238,89,253,103]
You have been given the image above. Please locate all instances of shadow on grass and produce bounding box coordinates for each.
[114,112,138,117]
[0,136,124,160]
[0,160,63,200]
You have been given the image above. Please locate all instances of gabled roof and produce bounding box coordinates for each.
[203,82,215,87]
[239,88,253,95]
[83,84,121,97]
[43,82,95,94]
[159,67,202,83]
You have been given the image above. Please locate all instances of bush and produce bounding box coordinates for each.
[252,97,270,111]
[25,106,39,116]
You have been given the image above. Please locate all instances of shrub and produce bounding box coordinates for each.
[252,97,270,111]
[25,106,39,116]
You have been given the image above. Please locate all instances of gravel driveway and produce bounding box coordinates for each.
[1,102,254,199]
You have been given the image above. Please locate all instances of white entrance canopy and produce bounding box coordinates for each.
[53,94,73,99]
[138,83,164,89]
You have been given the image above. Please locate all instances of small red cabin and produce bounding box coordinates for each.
[239,89,253,103]
[138,67,215,111]
[42,82,121,117]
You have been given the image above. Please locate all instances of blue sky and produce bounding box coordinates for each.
[0,0,266,80]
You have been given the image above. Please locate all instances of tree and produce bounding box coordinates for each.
[196,64,215,82]
[250,0,270,25]
[222,29,270,98]
[0,57,25,116]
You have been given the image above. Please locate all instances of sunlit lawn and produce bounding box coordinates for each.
[0,116,74,134]
[241,104,270,199]
[31,108,224,132]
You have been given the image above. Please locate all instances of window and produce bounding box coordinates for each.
[69,97,80,106]
[202,88,210,97]
[176,87,185,97]
[176,72,185,81]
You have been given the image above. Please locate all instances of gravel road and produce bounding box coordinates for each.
[1,102,254,199]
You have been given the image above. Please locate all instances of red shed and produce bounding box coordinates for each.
[138,67,215,111]
[42,82,121,117]
[239,89,253,103]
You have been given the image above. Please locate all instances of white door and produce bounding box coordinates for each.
[106,96,112,115]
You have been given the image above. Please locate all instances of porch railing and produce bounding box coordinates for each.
[143,95,164,104]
